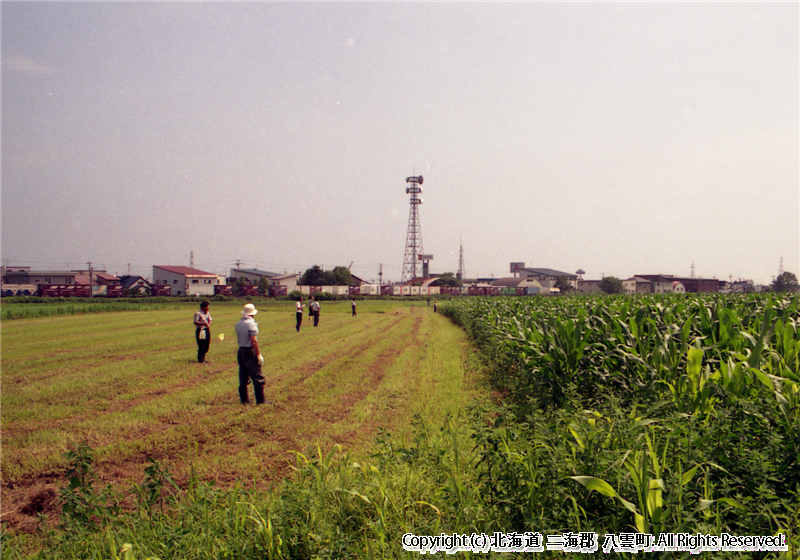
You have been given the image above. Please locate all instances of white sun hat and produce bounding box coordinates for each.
[242,303,258,316]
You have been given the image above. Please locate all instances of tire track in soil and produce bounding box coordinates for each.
[286,308,424,447]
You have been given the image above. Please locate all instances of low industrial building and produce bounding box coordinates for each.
[3,270,77,285]
[634,275,720,293]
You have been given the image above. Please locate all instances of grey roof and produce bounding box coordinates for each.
[492,277,528,288]
[119,276,151,288]
[233,268,279,278]
[154,266,217,277]
[521,267,578,279]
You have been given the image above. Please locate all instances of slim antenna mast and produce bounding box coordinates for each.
[458,237,465,281]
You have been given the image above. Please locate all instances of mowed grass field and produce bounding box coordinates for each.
[1,300,485,532]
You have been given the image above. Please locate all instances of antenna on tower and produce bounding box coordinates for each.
[401,175,424,284]
[458,237,465,281]
[190,251,194,268]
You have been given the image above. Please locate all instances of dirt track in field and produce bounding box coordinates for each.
[1,305,451,534]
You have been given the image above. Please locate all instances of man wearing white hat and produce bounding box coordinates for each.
[235,303,267,404]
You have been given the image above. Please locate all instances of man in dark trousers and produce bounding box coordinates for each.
[310,296,321,326]
[235,303,267,405]
[193,301,212,363]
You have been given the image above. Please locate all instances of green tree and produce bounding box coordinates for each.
[301,265,354,286]
[300,265,326,286]
[599,276,624,294]
[772,271,799,293]
[328,266,354,286]
[233,276,247,294]
[555,276,575,293]
[435,272,462,287]
[257,276,269,295]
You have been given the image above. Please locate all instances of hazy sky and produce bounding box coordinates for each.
[2,2,797,285]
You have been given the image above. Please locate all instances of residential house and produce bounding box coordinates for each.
[95,273,120,286]
[623,277,653,295]
[120,275,152,295]
[577,279,603,293]
[634,275,677,294]
[267,272,300,296]
[153,266,219,296]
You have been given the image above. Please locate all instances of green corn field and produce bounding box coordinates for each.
[444,293,799,413]
[441,293,799,557]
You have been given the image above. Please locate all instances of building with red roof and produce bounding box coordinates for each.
[152,266,220,296]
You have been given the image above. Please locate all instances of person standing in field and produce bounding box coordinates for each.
[351,298,357,317]
[295,297,305,332]
[235,303,267,405]
[310,296,320,327]
[433,300,438,313]
[193,301,212,363]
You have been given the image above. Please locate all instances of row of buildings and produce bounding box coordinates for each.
[1,266,300,297]
[419,267,741,295]
[2,263,748,298]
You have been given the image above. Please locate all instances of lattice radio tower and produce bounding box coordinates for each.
[401,175,424,284]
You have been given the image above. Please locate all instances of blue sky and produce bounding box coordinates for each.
[2,2,797,284]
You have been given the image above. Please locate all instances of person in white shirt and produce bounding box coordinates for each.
[234,303,267,404]
[310,296,321,327]
[295,297,305,332]
[193,301,212,363]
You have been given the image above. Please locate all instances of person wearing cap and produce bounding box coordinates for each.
[235,303,267,404]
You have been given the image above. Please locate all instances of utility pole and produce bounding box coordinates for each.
[379,263,383,287]
[190,251,194,268]
[87,261,93,298]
